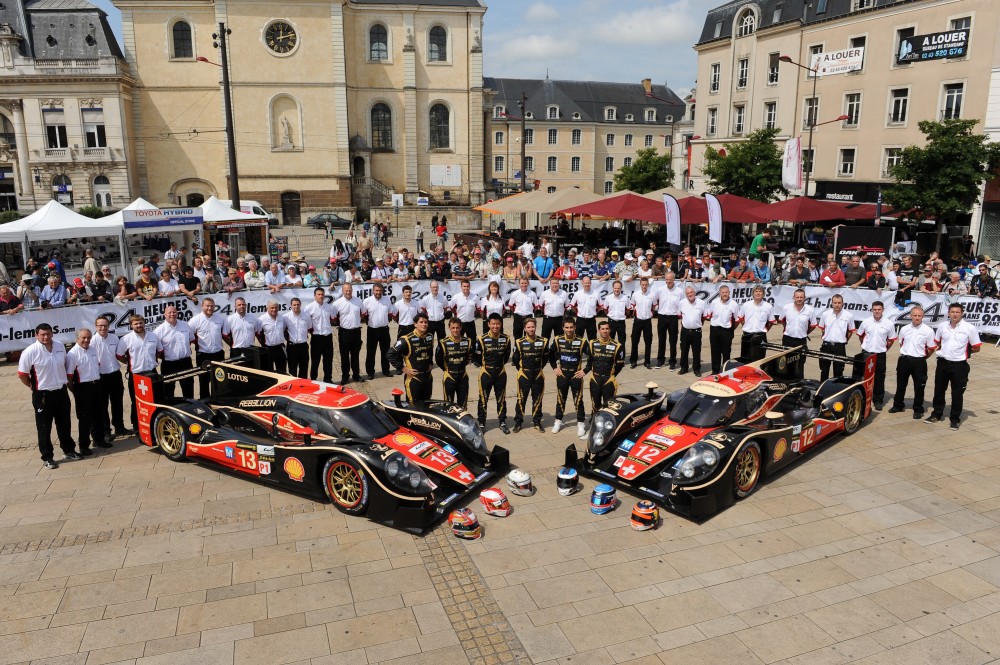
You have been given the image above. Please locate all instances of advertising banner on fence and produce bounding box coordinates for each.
[897,29,970,64]
[3,280,998,353]
[122,208,204,230]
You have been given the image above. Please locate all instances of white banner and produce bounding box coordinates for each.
[663,194,681,246]
[782,136,802,191]
[810,47,865,76]
[4,281,999,352]
[705,194,723,244]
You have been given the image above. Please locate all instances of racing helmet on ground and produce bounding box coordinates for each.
[590,484,617,515]
[506,468,534,497]
[448,508,482,539]
[556,467,581,496]
[630,500,660,531]
[479,487,512,517]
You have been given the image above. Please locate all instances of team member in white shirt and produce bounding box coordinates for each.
[570,275,601,340]
[678,286,707,376]
[333,283,364,384]
[889,305,936,419]
[478,280,507,334]
[259,300,288,374]
[362,283,396,379]
[451,279,479,341]
[707,285,742,375]
[816,294,855,382]
[157,305,195,398]
[422,280,449,343]
[857,301,896,409]
[927,303,981,429]
[629,277,656,369]
[226,297,261,362]
[283,297,311,378]
[604,279,629,346]
[189,297,230,397]
[93,315,127,439]
[738,286,774,362]
[19,322,78,468]
[507,278,538,340]
[540,277,569,341]
[116,315,164,428]
[654,272,684,370]
[305,287,335,383]
[396,285,422,338]
[780,288,816,376]
[66,328,103,455]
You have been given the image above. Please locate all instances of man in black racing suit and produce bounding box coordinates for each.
[512,317,550,433]
[584,320,625,435]
[550,316,587,437]
[388,313,435,403]
[473,313,511,434]
[436,318,472,407]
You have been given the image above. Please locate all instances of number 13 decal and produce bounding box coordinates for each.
[236,449,258,470]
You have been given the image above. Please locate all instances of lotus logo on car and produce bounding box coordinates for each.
[284,457,305,482]
[215,368,226,381]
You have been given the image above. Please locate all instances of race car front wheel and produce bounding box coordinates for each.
[322,456,370,515]
[733,441,761,499]
[843,389,864,434]
[153,411,187,462]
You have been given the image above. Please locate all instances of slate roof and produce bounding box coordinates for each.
[1,0,123,59]
[484,78,686,125]
[351,0,483,7]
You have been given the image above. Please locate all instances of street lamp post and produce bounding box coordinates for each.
[211,23,240,211]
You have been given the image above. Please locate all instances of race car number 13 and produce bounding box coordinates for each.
[236,449,257,470]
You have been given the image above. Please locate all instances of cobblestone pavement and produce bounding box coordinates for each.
[2,325,1000,665]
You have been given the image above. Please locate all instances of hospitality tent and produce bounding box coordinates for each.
[0,200,120,243]
[199,196,269,259]
[97,197,160,226]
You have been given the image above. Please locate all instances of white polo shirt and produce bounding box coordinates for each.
[259,313,287,346]
[935,319,981,361]
[362,295,396,328]
[396,299,421,326]
[479,295,506,320]
[507,289,537,317]
[66,344,101,383]
[709,298,741,329]
[630,290,656,320]
[92,332,121,374]
[304,301,335,335]
[739,300,773,334]
[679,298,706,330]
[116,330,162,373]
[450,293,477,323]
[781,303,815,339]
[157,320,194,361]
[605,293,629,321]
[655,284,684,316]
[189,312,229,353]
[897,323,936,358]
[857,316,896,354]
[333,296,363,329]
[818,309,855,344]
[421,293,448,322]
[227,313,260,348]
[541,289,569,317]
[283,310,311,343]
[571,289,600,318]
[19,340,68,390]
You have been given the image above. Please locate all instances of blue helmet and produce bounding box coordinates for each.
[590,483,617,515]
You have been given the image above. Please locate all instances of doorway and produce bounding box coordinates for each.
[186,193,205,207]
[353,156,366,178]
[281,191,301,226]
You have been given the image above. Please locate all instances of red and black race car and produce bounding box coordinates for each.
[134,361,509,533]
[566,344,875,518]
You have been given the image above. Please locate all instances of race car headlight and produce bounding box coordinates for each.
[457,415,488,455]
[384,452,433,493]
[587,413,616,454]
[672,442,722,485]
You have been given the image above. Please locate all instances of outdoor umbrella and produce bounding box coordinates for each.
[558,192,667,223]
[750,196,859,223]
[675,193,769,225]
[473,191,537,215]
[641,186,691,201]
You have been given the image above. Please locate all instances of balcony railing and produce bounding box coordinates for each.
[83,147,107,158]
[44,148,67,158]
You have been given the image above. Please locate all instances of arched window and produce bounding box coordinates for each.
[52,174,72,204]
[93,175,111,208]
[369,24,388,61]
[0,115,13,146]
[736,9,756,37]
[171,20,193,59]
[429,26,447,62]
[371,103,392,150]
[429,104,450,149]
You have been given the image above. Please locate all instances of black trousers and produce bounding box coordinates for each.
[656,314,679,368]
[630,318,653,366]
[819,341,847,382]
[442,370,470,407]
[461,321,477,342]
[196,350,225,398]
[893,355,928,414]
[33,387,75,461]
[576,316,596,341]
[932,358,970,423]
[555,374,585,421]
[609,319,626,346]
[72,381,103,451]
[428,320,446,344]
[869,351,887,404]
[680,327,702,372]
[100,371,125,432]
[161,357,194,399]
[338,327,362,382]
[781,335,807,377]
[405,372,433,403]
[589,373,617,414]
[310,333,333,382]
[515,369,544,425]
[264,344,287,375]
[398,324,415,339]
[542,316,563,341]
[286,342,308,378]
[513,314,533,340]
[740,331,768,362]
[478,368,508,424]
[366,326,391,376]
[709,326,735,374]
[416,238,424,253]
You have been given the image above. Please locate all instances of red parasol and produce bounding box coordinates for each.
[750,196,863,223]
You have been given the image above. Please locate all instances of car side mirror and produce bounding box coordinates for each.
[212,410,230,427]
[271,413,280,438]
[302,426,314,446]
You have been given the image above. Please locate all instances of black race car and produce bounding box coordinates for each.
[134,361,509,533]
[566,344,876,518]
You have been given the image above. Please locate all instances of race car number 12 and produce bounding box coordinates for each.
[236,449,257,470]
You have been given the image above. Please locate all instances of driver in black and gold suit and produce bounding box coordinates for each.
[512,318,550,433]
[550,315,587,438]
[584,320,626,436]
[388,313,435,404]
[436,318,472,408]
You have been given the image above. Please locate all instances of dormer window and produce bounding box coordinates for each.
[625,114,634,122]
[736,7,757,37]
[605,107,617,121]
[572,112,581,120]
[494,105,506,119]
[546,106,559,120]
[525,112,534,120]
[644,109,656,122]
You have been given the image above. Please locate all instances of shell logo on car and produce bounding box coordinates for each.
[659,424,684,437]
[284,457,305,482]
[773,438,787,462]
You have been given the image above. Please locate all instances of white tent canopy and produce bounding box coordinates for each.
[97,197,160,226]
[0,200,119,243]
[200,196,267,222]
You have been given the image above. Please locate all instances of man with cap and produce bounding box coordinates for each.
[370,256,392,282]
[969,263,998,298]
[284,264,303,288]
[302,265,321,288]
[20,323,79,468]
[70,277,91,304]
[614,253,638,282]
[201,264,222,294]
[132,268,158,301]
[362,283,396,379]
[430,255,451,282]
[553,258,578,280]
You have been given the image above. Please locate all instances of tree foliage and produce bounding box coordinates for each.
[884,119,1000,224]
[0,211,22,224]
[702,127,786,202]
[77,206,106,219]
[612,147,673,194]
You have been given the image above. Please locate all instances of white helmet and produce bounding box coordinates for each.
[506,468,534,497]
[556,467,581,496]
[479,487,512,517]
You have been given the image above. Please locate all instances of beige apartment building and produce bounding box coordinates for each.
[483,78,688,197]
[117,0,488,224]
[691,0,998,222]
[0,0,136,213]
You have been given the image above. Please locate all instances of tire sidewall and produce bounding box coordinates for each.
[843,389,864,434]
[322,456,370,515]
[153,411,188,462]
[733,441,762,499]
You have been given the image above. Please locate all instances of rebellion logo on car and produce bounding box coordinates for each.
[407,416,442,430]
[239,399,279,408]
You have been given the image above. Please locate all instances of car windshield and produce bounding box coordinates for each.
[669,390,750,428]
[286,402,397,439]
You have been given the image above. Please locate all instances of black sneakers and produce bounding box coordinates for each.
[43,460,58,470]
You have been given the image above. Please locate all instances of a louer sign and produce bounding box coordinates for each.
[809,47,865,76]
[897,29,970,63]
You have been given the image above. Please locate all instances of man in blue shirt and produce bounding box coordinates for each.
[752,257,772,283]
[532,247,554,280]
[40,275,68,308]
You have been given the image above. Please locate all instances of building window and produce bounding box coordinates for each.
[736,8,756,37]
[889,88,908,124]
[645,109,656,122]
[850,36,866,71]
[495,131,504,145]
[772,2,783,22]
[844,93,861,127]
[547,128,557,145]
[571,129,581,145]
[429,103,449,149]
[710,63,721,93]
[605,107,617,121]
[524,156,534,172]
[664,134,672,148]
[371,103,393,150]
[737,58,749,89]
[0,115,13,146]
[93,175,111,208]
[644,134,653,147]
[52,174,72,204]
[804,97,819,129]
[623,157,632,168]
[572,112,581,120]
[43,110,68,149]
[883,148,902,177]
[82,109,106,148]
[808,44,822,76]
[802,148,814,175]
[571,156,581,172]
[171,20,193,59]
[429,26,447,62]
[524,128,534,145]
[605,156,614,172]
[369,24,388,61]
[707,108,718,135]
[839,148,856,176]
[952,16,971,30]
[943,83,964,119]
[816,0,828,13]
[713,21,722,38]
[733,105,745,134]
[896,28,914,66]
[494,105,506,119]
[547,186,556,194]
[768,53,780,84]
[494,156,504,173]
[604,181,614,194]
[547,106,559,120]
[606,133,615,147]
[547,156,557,172]
[764,102,776,130]
[853,0,874,10]
[624,134,633,147]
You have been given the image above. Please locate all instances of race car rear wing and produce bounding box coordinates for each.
[756,342,872,381]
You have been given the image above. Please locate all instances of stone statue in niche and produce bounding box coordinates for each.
[280,116,293,149]
[473,29,481,49]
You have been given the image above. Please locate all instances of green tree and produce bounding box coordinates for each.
[0,211,22,224]
[77,205,105,219]
[612,147,673,194]
[701,127,786,202]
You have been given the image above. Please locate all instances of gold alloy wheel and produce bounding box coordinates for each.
[845,391,863,432]
[155,415,184,456]
[734,446,761,494]
[327,461,363,508]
